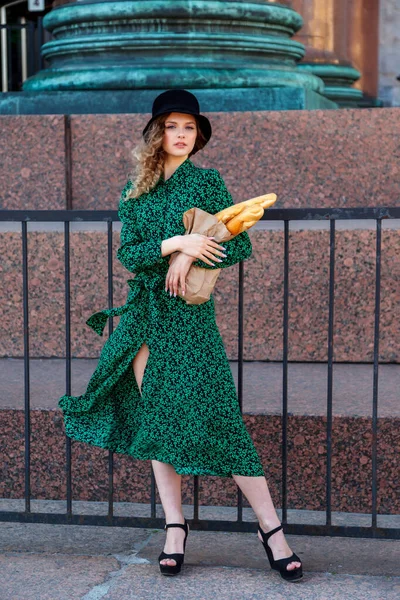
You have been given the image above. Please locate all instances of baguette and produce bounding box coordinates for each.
[225,204,264,235]
[215,193,277,223]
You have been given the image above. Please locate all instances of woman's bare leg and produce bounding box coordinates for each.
[132,342,150,394]
[233,474,301,571]
[151,460,187,567]
[132,345,186,568]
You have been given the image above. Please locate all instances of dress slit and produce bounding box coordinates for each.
[132,341,151,397]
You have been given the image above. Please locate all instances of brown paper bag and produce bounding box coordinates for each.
[177,207,236,305]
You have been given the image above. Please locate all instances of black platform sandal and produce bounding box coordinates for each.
[158,518,189,576]
[258,523,303,582]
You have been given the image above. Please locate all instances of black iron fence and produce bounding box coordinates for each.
[0,206,399,539]
[1,15,48,92]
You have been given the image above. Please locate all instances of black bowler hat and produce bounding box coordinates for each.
[142,89,212,152]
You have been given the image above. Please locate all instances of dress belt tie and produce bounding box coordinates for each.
[85,271,165,337]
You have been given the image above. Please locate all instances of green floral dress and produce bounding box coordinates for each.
[58,157,265,477]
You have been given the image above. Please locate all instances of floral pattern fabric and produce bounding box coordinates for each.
[58,158,265,477]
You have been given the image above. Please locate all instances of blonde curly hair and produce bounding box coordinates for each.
[124,112,208,200]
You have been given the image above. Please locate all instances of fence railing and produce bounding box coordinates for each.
[0,206,399,539]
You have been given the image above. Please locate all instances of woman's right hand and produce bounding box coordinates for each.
[179,234,227,266]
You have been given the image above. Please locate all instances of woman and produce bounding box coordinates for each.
[58,89,303,582]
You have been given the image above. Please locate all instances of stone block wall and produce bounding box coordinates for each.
[1,409,398,514]
[1,107,399,362]
[1,108,399,210]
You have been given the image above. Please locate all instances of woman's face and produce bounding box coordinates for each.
[162,112,198,157]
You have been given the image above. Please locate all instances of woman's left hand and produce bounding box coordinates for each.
[166,252,196,297]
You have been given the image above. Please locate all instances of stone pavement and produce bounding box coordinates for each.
[1,515,399,600]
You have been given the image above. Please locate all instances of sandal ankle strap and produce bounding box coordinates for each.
[258,523,283,541]
[164,520,187,531]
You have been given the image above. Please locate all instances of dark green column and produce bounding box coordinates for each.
[23,0,324,93]
[298,61,363,108]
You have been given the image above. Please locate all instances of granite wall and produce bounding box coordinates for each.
[1,107,399,362]
[1,108,399,209]
[1,227,400,362]
[1,108,399,514]
[1,409,398,515]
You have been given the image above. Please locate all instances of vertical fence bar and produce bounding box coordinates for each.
[64,115,73,211]
[63,115,72,517]
[1,19,8,92]
[326,219,336,526]
[281,220,289,524]
[22,221,31,513]
[64,221,73,517]
[27,21,35,77]
[237,260,244,415]
[371,218,381,528]
[7,24,12,90]
[20,18,28,84]
[236,260,244,523]
[107,220,114,520]
[150,465,156,519]
[193,475,199,522]
[37,17,43,72]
